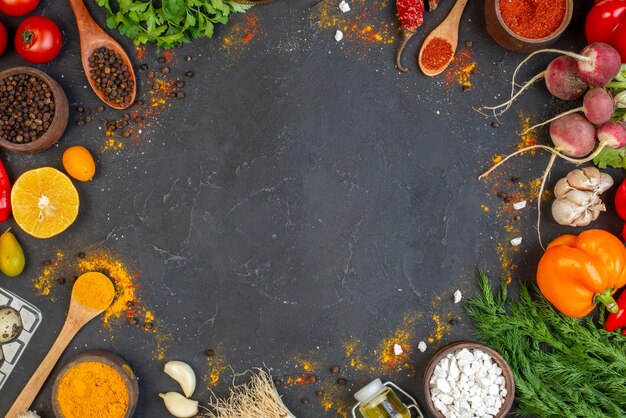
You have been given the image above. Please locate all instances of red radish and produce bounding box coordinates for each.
[479,113,607,248]
[545,56,589,101]
[583,88,615,125]
[576,43,622,87]
[482,43,622,116]
[481,56,588,116]
[549,114,597,157]
[597,121,626,149]
[521,88,614,134]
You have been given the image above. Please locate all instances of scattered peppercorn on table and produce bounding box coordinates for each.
[0,0,624,417]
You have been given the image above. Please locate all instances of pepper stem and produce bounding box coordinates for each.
[395,27,416,73]
[595,290,619,314]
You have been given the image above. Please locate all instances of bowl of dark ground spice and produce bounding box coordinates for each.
[485,0,573,53]
[0,67,68,153]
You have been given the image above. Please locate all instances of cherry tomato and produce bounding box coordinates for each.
[0,22,7,56]
[15,16,61,64]
[586,0,626,62]
[0,0,39,16]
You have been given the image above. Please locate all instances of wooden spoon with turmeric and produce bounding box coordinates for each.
[6,272,115,418]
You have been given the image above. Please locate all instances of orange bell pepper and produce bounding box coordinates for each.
[537,229,626,318]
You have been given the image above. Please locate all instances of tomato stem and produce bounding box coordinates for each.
[21,29,34,49]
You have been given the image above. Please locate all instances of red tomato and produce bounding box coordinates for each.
[616,179,626,221]
[0,22,7,56]
[586,0,626,62]
[0,0,39,17]
[15,16,62,64]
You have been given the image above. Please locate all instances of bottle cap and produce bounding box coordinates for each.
[354,378,385,403]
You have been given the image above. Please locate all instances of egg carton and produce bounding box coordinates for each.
[0,287,42,392]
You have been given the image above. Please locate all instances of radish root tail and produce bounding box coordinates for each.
[537,153,556,251]
[483,72,545,116]
[478,143,607,181]
[520,107,583,135]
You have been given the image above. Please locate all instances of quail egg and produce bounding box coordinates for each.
[0,306,22,343]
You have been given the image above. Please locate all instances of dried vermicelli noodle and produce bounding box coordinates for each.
[204,368,295,418]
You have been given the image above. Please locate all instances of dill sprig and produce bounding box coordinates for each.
[466,272,626,417]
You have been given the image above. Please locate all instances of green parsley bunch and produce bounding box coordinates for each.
[95,0,252,49]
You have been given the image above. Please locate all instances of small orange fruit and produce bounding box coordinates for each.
[62,146,95,182]
[11,167,80,239]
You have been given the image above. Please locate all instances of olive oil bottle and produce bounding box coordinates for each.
[354,379,412,418]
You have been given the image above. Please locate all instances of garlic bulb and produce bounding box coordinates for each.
[164,361,196,398]
[159,392,199,418]
[551,168,613,227]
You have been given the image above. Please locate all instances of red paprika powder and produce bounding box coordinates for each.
[421,37,453,71]
[499,0,566,39]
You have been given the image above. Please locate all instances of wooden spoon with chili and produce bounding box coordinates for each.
[418,0,469,76]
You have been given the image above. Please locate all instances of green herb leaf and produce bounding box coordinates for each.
[593,146,626,170]
[96,0,252,48]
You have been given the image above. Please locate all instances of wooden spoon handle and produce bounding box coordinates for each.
[447,0,470,28]
[5,320,81,418]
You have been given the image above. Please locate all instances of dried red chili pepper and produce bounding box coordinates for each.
[395,0,424,73]
[429,0,440,11]
[0,159,11,222]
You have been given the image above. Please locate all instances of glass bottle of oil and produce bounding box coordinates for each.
[354,379,411,418]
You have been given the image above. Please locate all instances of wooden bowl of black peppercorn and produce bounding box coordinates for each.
[0,66,69,153]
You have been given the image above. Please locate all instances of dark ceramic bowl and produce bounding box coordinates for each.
[0,66,69,153]
[485,0,573,53]
[51,350,139,418]
[423,341,515,418]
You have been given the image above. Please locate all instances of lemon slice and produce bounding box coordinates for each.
[11,167,80,239]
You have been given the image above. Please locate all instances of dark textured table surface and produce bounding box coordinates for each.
[0,0,615,417]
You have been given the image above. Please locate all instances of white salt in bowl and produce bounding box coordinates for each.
[423,341,515,418]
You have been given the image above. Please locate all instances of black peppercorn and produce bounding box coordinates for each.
[57,277,66,285]
[144,322,153,330]
[88,47,134,107]
[185,55,192,62]
[273,379,282,387]
[185,71,194,78]
[126,300,134,307]
[76,120,85,127]
[140,64,148,70]
[147,71,155,79]
[330,366,340,374]
[465,40,473,48]
[491,121,500,128]
[158,56,166,64]
[204,349,215,357]
[128,317,138,326]
[337,377,347,385]
[161,66,170,75]
[0,74,56,143]
[315,390,324,397]
[77,252,86,259]
[301,398,310,405]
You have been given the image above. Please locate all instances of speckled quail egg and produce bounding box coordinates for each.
[0,306,22,343]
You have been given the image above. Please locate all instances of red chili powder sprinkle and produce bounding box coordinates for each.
[499,0,566,39]
[422,37,453,71]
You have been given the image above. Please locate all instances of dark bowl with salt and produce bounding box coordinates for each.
[485,0,573,53]
[0,67,69,153]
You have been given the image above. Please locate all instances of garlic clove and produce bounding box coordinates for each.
[552,199,586,226]
[597,172,614,194]
[563,189,595,206]
[567,168,598,191]
[164,361,196,398]
[553,178,574,198]
[159,392,199,418]
[574,210,595,227]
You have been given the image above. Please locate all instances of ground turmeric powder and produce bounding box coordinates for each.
[72,272,115,311]
[57,361,129,418]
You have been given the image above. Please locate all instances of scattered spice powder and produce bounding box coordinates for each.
[421,37,453,71]
[35,251,65,298]
[377,312,421,373]
[222,12,262,62]
[204,344,229,388]
[444,48,477,89]
[427,313,453,343]
[284,374,318,387]
[499,0,566,39]
[517,112,538,154]
[311,0,395,57]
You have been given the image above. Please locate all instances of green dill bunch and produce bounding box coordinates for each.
[466,272,626,418]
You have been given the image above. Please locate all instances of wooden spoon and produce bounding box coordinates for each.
[67,0,136,109]
[418,0,470,76]
[5,272,115,418]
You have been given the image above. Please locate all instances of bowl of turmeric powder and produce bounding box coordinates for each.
[51,350,139,418]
